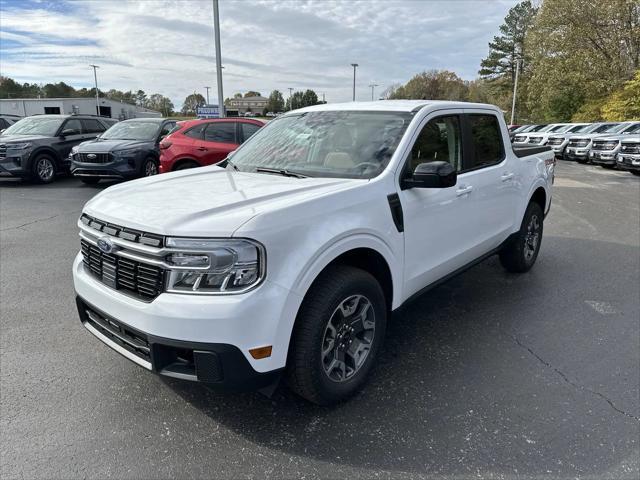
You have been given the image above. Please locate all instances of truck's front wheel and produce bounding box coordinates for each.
[287,265,386,405]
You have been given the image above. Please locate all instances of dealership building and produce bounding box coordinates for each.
[0,97,161,120]
[226,96,268,114]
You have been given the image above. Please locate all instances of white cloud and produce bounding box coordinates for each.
[0,0,517,109]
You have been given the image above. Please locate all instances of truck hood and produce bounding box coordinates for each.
[570,133,621,141]
[77,138,153,153]
[0,134,51,143]
[83,166,359,237]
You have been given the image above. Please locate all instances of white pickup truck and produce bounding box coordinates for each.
[73,101,554,404]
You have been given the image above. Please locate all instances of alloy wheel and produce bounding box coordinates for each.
[524,214,540,261]
[36,157,54,182]
[144,160,158,176]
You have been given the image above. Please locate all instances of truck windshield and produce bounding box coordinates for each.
[227,111,413,179]
[2,117,64,136]
[101,121,160,140]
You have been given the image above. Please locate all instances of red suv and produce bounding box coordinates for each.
[159,118,263,172]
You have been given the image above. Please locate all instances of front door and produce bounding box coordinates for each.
[197,122,239,165]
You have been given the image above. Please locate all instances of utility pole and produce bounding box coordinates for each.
[322,92,326,103]
[212,0,225,117]
[369,82,378,101]
[351,63,359,101]
[510,59,521,126]
[204,86,211,105]
[89,64,100,115]
[288,87,294,110]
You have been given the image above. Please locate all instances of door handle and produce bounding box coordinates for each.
[456,185,473,197]
[196,147,208,151]
[501,172,514,182]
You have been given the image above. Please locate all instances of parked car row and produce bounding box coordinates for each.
[510,121,640,176]
[0,114,264,184]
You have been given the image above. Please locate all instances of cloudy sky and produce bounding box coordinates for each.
[0,0,516,108]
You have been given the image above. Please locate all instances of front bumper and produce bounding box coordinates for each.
[0,153,29,177]
[76,296,281,391]
[70,155,140,179]
[564,148,589,160]
[73,253,297,378]
[617,154,640,171]
[590,151,617,165]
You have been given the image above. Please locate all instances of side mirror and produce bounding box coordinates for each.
[401,161,457,189]
[61,128,79,136]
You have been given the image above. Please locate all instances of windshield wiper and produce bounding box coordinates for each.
[255,167,308,178]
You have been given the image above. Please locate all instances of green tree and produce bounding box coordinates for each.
[180,93,206,115]
[286,91,304,110]
[233,92,242,98]
[266,89,285,112]
[301,89,318,106]
[42,81,76,98]
[389,70,468,100]
[244,91,261,97]
[575,70,640,121]
[525,0,640,121]
[135,89,147,107]
[146,93,175,116]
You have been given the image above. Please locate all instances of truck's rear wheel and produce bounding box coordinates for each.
[500,202,544,273]
[287,265,386,405]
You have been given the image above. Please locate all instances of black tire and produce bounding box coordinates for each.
[287,265,387,405]
[575,158,588,164]
[80,177,100,185]
[601,164,616,169]
[141,157,159,177]
[499,202,544,273]
[31,154,56,184]
[631,171,640,176]
[174,160,199,171]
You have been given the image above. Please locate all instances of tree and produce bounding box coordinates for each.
[573,69,640,121]
[135,89,147,107]
[389,70,468,101]
[266,89,285,113]
[285,89,321,110]
[525,0,640,121]
[233,92,242,98]
[180,93,206,115]
[302,89,318,107]
[42,81,76,98]
[244,91,261,97]
[146,93,175,116]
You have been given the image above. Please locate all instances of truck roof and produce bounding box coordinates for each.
[290,100,502,114]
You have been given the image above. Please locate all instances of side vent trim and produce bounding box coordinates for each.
[387,193,404,233]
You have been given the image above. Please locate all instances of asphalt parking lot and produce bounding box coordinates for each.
[1,161,638,479]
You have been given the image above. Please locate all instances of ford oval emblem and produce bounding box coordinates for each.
[97,237,117,254]
[87,153,97,160]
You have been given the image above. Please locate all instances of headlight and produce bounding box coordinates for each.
[71,145,80,154]
[7,142,32,150]
[113,148,138,156]
[164,238,265,294]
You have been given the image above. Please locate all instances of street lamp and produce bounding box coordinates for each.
[288,87,294,110]
[351,63,358,101]
[89,64,100,115]
[212,0,225,117]
[369,82,378,101]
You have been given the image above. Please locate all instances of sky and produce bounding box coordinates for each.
[0,0,517,109]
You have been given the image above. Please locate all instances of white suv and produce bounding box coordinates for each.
[73,101,553,404]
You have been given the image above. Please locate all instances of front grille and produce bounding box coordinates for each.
[81,239,165,300]
[81,213,164,247]
[84,306,151,362]
[514,135,527,142]
[592,140,618,151]
[621,143,640,154]
[76,152,112,163]
[568,139,589,148]
[528,136,543,144]
[0,144,6,159]
[547,138,564,146]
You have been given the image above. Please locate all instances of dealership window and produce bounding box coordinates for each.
[407,115,462,174]
[466,114,504,169]
[204,122,236,143]
[44,107,60,114]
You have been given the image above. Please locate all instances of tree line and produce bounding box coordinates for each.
[389,0,639,122]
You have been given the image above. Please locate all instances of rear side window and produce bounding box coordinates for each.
[241,122,261,142]
[467,114,504,170]
[82,119,106,133]
[0,118,8,129]
[184,124,207,139]
[62,119,82,134]
[160,122,176,137]
[204,122,236,143]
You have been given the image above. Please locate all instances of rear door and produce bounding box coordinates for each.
[54,118,86,159]
[81,118,106,140]
[198,122,239,165]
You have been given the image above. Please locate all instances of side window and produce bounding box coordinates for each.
[159,122,175,138]
[467,114,504,170]
[82,119,106,134]
[62,119,82,134]
[184,124,206,139]
[0,119,8,129]
[408,115,462,174]
[241,123,261,143]
[204,122,236,143]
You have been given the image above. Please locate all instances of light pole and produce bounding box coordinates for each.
[204,86,211,105]
[288,87,294,110]
[351,63,358,101]
[89,64,100,115]
[510,59,521,126]
[369,82,378,101]
[212,0,225,117]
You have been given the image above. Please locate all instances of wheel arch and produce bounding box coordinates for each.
[171,157,199,171]
[29,146,61,168]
